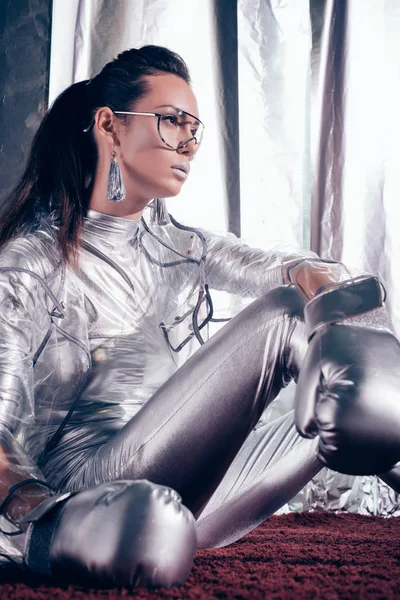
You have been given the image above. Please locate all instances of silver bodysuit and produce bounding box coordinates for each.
[0,207,334,557]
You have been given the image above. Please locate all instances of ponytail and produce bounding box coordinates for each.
[0,80,95,262]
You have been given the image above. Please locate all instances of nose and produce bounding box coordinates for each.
[176,137,197,159]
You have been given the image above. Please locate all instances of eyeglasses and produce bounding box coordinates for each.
[114,109,205,151]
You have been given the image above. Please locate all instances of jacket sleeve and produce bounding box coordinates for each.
[202,229,318,297]
[0,236,61,529]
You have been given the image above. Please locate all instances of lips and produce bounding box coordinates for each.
[171,162,190,175]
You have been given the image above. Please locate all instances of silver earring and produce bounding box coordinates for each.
[150,198,170,225]
[107,147,126,203]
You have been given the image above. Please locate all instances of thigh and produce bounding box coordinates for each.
[66,286,307,515]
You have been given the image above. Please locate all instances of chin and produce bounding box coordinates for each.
[146,175,185,200]
[156,184,183,199]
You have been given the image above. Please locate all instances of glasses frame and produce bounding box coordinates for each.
[114,109,205,150]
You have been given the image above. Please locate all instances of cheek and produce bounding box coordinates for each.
[120,124,169,170]
[124,148,171,176]
[124,121,158,153]
[122,149,182,195]
[118,126,182,193]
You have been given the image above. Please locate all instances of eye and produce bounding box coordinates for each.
[161,114,179,126]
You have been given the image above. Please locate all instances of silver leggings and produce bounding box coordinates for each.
[45,287,323,548]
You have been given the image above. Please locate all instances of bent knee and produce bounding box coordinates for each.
[255,285,306,323]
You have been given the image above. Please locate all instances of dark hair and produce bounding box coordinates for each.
[0,46,191,262]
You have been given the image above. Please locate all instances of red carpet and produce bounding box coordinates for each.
[0,512,399,599]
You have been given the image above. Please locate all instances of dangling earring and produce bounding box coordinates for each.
[150,198,170,226]
[107,145,126,203]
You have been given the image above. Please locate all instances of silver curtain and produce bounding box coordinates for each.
[312,0,400,340]
[49,0,400,516]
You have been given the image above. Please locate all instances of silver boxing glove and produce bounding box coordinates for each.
[23,479,197,588]
[295,276,400,475]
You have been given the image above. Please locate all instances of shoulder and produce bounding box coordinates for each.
[0,218,63,281]
[140,214,206,261]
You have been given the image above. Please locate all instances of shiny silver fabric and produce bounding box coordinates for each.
[237,0,312,249]
[25,480,197,588]
[0,208,316,559]
[5,208,298,458]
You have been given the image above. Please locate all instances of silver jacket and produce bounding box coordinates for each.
[0,208,313,496]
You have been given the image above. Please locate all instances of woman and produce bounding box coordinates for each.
[0,45,400,588]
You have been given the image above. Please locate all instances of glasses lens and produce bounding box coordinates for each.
[159,111,203,149]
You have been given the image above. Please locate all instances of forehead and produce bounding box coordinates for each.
[136,73,199,116]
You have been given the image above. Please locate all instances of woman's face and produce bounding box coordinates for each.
[114,73,201,204]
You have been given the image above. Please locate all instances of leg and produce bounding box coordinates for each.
[196,411,321,548]
[49,287,314,517]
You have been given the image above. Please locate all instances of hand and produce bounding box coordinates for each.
[25,479,197,588]
[282,258,351,301]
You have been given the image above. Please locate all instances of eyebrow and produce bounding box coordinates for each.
[154,104,180,111]
[154,105,201,121]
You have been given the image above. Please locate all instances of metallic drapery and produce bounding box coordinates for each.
[48,0,400,515]
[238,0,312,249]
[313,0,400,339]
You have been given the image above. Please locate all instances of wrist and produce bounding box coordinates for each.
[6,485,51,524]
[0,479,73,536]
[24,498,70,576]
[281,258,306,286]
[22,490,76,575]
[0,479,54,533]
[282,258,345,300]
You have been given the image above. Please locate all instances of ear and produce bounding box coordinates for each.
[94,107,118,143]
